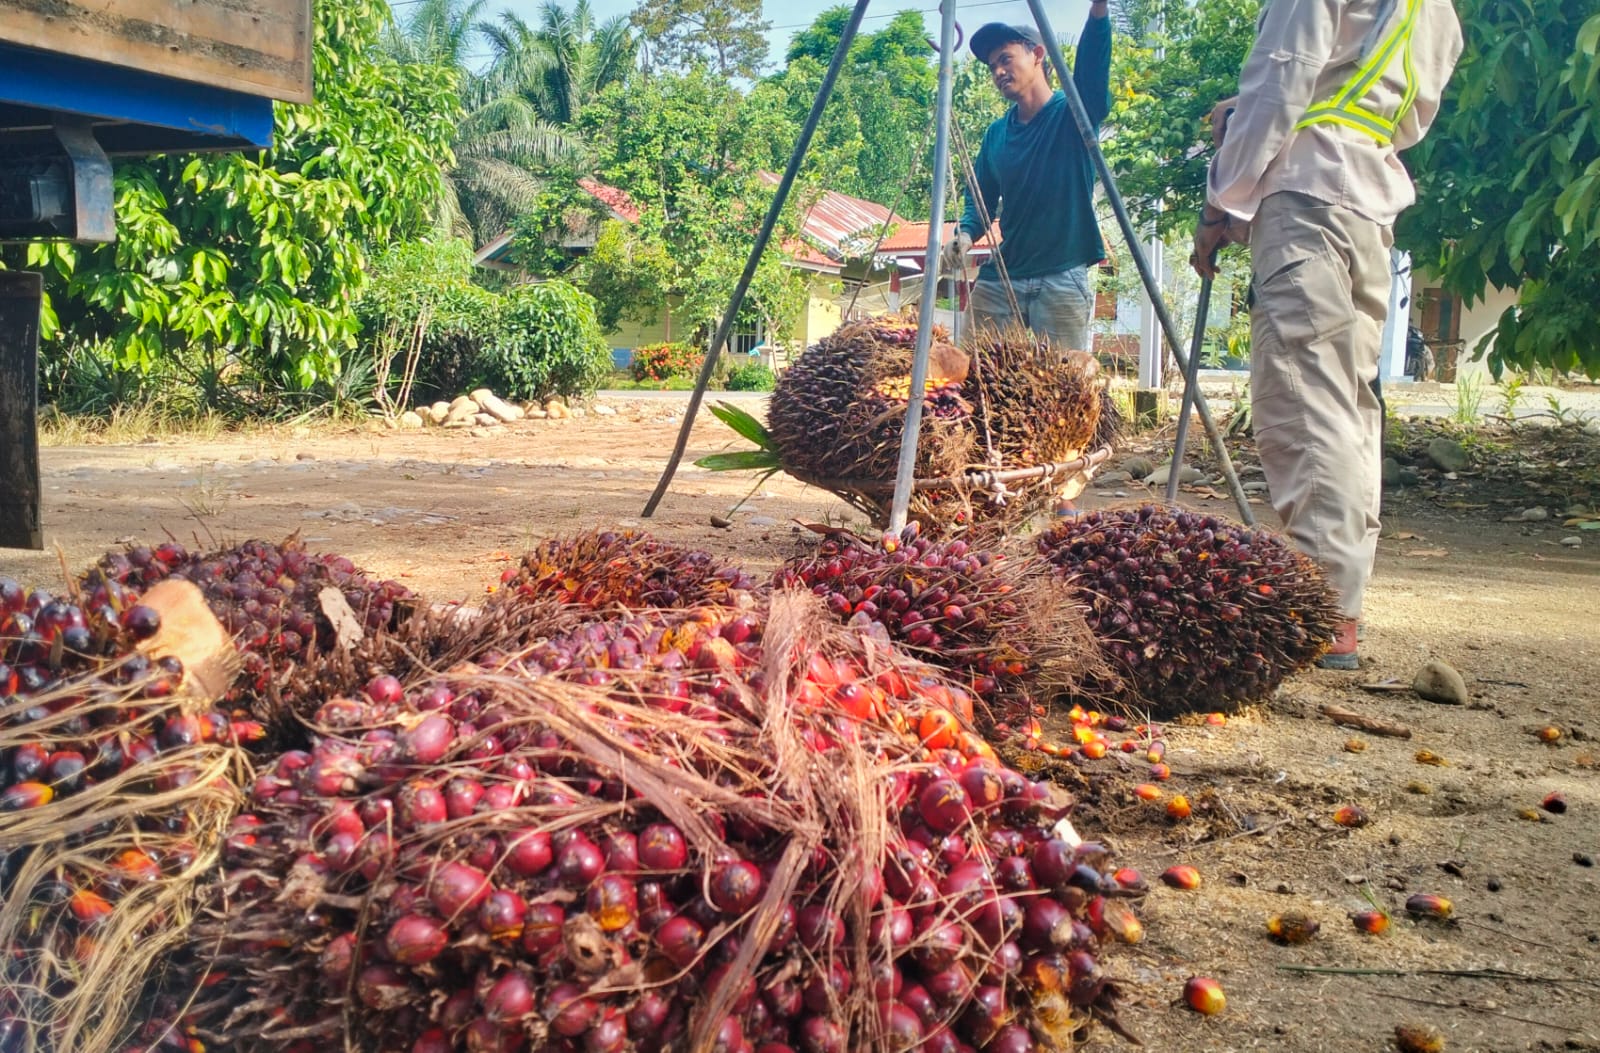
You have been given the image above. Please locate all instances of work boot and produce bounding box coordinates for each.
[1318,621,1360,671]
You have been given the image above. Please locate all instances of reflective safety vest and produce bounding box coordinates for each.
[1294,0,1422,145]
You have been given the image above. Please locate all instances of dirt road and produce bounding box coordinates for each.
[5,398,1597,1052]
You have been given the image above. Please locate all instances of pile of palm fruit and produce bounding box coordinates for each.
[764,318,1110,532]
[1,531,1158,1053]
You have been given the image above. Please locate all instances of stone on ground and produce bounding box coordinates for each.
[1146,463,1205,487]
[427,401,451,425]
[399,411,425,429]
[1413,659,1469,705]
[471,388,524,423]
[1425,437,1470,473]
[1122,456,1155,480]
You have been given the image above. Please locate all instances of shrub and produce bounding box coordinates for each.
[486,281,613,401]
[630,342,702,382]
[356,241,497,402]
[725,362,776,391]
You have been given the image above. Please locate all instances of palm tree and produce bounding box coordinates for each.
[390,0,636,245]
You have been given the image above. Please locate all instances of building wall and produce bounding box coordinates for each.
[803,287,843,348]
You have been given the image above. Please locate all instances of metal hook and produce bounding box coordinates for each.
[926,4,965,53]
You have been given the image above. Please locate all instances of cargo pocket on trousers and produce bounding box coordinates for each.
[1253,251,1355,349]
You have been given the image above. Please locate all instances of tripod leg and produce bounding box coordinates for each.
[642,0,872,518]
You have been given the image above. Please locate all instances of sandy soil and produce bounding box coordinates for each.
[4,397,1597,1053]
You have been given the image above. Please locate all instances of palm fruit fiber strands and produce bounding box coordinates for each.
[1037,505,1344,713]
[498,530,759,611]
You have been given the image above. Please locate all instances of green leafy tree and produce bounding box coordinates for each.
[1399,1,1600,377]
[630,0,770,78]
[762,8,938,217]
[1100,0,1259,237]
[514,69,811,344]
[18,0,458,410]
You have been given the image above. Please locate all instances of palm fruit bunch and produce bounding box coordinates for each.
[183,596,1140,1053]
[774,522,1100,713]
[963,325,1104,470]
[1,580,247,1053]
[767,316,975,483]
[83,538,413,703]
[498,529,758,610]
[1037,505,1343,712]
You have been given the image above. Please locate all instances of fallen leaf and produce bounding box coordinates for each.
[1358,678,1410,693]
[1403,548,1450,558]
[1439,501,1489,510]
[1384,531,1423,541]
[319,587,364,650]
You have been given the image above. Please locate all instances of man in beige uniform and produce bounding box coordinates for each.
[1193,0,1462,668]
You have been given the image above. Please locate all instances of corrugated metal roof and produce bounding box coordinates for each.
[760,172,908,262]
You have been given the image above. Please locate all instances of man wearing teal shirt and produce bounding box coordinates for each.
[943,6,1113,352]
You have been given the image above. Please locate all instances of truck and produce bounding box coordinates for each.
[1,0,313,549]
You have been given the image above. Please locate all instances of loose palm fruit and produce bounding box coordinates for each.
[1182,977,1225,1015]
[1343,738,1367,753]
[1333,804,1369,828]
[1535,726,1561,743]
[1414,750,1448,766]
[1166,795,1192,820]
[1394,1024,1445,1053]
[1133,784,1162,802]
[1404,894,1452,921]
[1540,792,1567,815]
[1350,910,1389,935]
[1265,912,1320,945]
[1160,865,1201,891]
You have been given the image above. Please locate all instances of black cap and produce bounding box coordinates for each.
[970,23,1041,63]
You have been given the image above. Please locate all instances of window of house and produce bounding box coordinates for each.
[731,319,765,356]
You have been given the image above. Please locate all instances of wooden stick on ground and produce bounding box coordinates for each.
[1320,703,1412,739]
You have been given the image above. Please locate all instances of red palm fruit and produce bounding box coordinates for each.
[444,777,485,820]
[1394,1024,1445,1053]
[396,781,448,829]
[556,835,605,887]
[69,888,114,927]
[1111,867,1147,892]
[1541,792,1567,814]
[958,761,1006,811]
[546,983,598,1038]
[356,964,412,1011]
[0,781,53,811]
[428,862,491,918]
[986,1024,1036,1052]
[1404,894,1453,920]
[111,848,161,885]
[796,905,846,951]
[1266,912,1320,944]
[123,604,162,640]
[655,914,705,968]
[1166,795,1192,820]
[364,674,404,706]
[587,1011,629,1053]
[603,832,639,872]
[1351,910,1390,935]
[918,777,971,834]
[1161,865,1201,890]
[385,914,448,965]
[1183,976,1226,1015]
[319,932,357,980]
[412,1030,452,1053]
[504,830,553,877]
[587,874,638,932]
[520,903,565,955]
[479,889,527,941]
[1333,804,1370,828]
[482,970,535,1024]
[401,716,455,765]
[709,861,763,915]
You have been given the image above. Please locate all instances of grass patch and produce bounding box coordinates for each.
[38,405,241,446]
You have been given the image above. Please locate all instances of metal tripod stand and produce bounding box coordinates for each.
[641,0,1254,527]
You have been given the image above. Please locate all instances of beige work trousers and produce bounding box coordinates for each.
[1249,192,1391,620]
